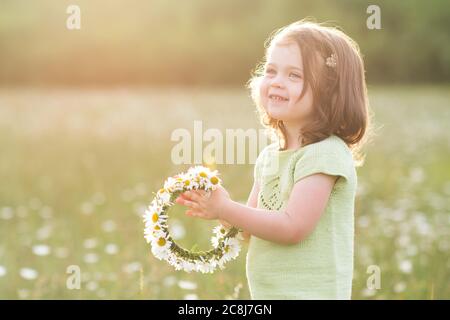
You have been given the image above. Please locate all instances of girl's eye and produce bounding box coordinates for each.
[264,68,275,75]
[290,73,302,79]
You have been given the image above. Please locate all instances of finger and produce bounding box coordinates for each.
[186,191,203,202]
[186,210,201,217]
[176,197,190,207]
[176,197,193,207]
[183,200,199,210]
[175,196,184,204]
[204,190,212,199]
[177,192,199,203]
[196,212,212,220]
[175,197,184,205]
[179,192,192,200]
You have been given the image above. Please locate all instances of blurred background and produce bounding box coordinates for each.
[0,0,449,299]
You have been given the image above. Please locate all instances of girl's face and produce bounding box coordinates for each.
[260,41,314,125]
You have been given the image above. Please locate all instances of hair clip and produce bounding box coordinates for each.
[325,53,337,68]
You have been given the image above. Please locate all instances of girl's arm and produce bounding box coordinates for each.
[220,182,259,243]
[177,173,337,245]
[220,173,337,245]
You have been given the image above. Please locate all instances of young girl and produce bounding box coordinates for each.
[176,20,370,299]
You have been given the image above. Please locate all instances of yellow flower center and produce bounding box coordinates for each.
[199,172,207,178]
[152,213,159,223]
[154,225,161,230]
[210,176,219,185]
[224,245,229,253]
[157,237,166,246]
[220,228,226,234]
[184,180,190,186]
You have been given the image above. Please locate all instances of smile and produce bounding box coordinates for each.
[269,94,289,102]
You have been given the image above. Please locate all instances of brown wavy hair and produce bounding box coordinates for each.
[247,19,372,165]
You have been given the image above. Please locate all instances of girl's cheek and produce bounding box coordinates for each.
[259,83,268,102]
[290,83,304,104]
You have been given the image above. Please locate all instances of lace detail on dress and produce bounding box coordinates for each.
[259,175,283,210]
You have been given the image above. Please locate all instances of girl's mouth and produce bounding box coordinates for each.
[269,94,289,102]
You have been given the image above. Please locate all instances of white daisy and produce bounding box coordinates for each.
[146,211,168,227]
[236,231,245,241]
[156,188,171,204]
[151,236,171,260]
[191,181,200,190]
[215,258,227,270]
[148,199,164,212]
[221,238,241,261]
[203,170,221,189]
[144,228,155,243]
[144,217,166,233]
[143,202,164,224]
[166,252,178,265]
[196,259,216,274]
[144,225,166,243]
[182,261,197,273]
[175,172,190,189]
[187,166,204,177]
[170,258,184,271]
[167,253,184,270]
[213,225,229,238]
[164,177,179,192]
[211,236,220,249]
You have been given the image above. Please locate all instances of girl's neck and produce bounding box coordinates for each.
[281,121,303,151]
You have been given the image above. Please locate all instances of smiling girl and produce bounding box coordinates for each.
[176,20,371,299]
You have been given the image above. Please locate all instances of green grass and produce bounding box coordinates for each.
[0,85,449,299]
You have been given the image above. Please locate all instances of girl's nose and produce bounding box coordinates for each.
[270,75,285,89]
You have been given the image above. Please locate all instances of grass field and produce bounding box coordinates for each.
[0,85,449,299]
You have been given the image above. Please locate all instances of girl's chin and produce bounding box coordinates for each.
[268,99,289,107]
[266,105,289,119]
[267,101,289,113]
[267,110,288,121]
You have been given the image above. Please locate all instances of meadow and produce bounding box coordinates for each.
[0,85,448,299]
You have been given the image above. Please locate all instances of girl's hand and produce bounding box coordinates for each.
[175,185,231,220]
[219,219,232,228]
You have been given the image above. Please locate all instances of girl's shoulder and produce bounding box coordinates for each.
[256,135,353,164]
[303,135,352,157]
[255,142,279,160]
[293,135,356,184]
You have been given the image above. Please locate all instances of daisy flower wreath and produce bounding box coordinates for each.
[143,166,242,273]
